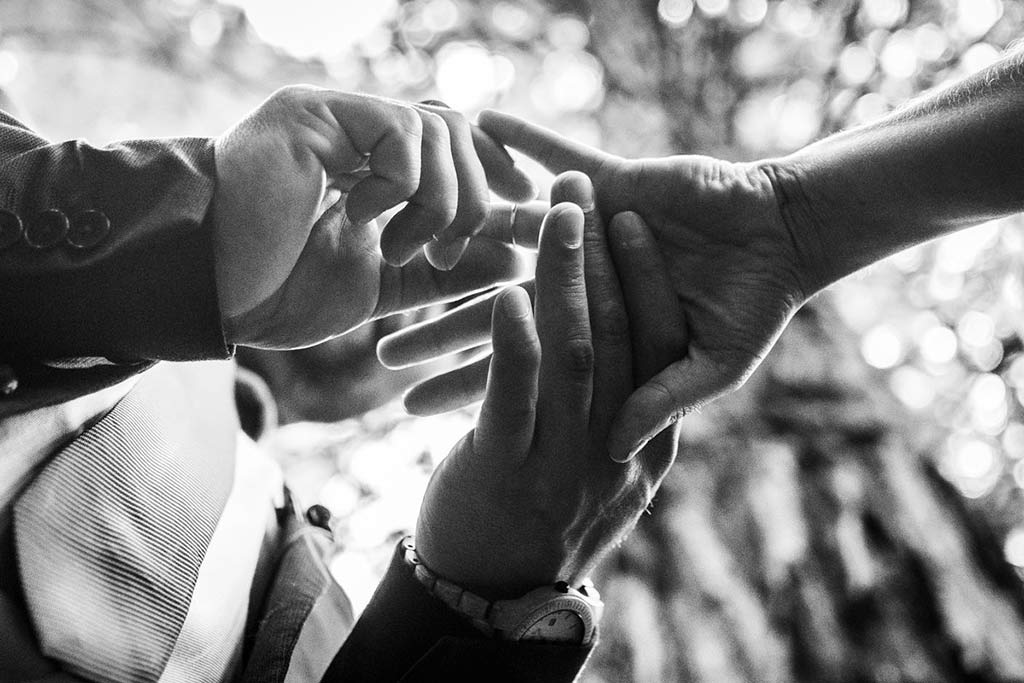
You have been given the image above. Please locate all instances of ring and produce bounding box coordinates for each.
[509,204,518,247]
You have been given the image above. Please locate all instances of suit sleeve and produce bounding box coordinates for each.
[324,542,594,683]
[0,111,230,363]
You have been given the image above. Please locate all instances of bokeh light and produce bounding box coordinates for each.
[222,0,399,59]
[879,30,918,79]
[889,366,936,411]
[860,0,907,29]
[838,43,876,85]
[919,324,958,365]
[0,51,19,87]
[734,0,768,26]
[956,0,1003,39]
[862,324,904,369]
[943,435,1002,498]
[435,42,515,111]
[1005,527,1024,568]
[697,0,730,19]
[531,49,605,114]
[659,0,696,27]
[773,0,820,38]
[189,8,224,48]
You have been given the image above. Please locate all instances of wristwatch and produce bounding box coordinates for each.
[402,536,603,645]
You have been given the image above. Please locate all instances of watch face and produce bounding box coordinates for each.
[520,609,586,643]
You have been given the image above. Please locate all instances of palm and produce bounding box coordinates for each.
[230,200,524,350]
[606,156,805,399]
[419,429,672,595]
[475,109,808,454]
[225,201,380,350]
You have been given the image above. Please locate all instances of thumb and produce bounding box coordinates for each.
[608,350,752,462]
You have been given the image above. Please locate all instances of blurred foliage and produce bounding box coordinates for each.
[5,0,1024,679]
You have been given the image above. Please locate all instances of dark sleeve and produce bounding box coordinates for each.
[0,110,229,363]
[324,543,594,683]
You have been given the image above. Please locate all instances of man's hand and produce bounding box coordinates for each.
[212,87,535,349]
[415,173,683,597]
[380,111,807,462]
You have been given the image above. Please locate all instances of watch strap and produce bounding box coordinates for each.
[401,536,602,644]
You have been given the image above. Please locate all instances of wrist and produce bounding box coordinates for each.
[402,536,603,645]
[413,535,559,602]
[752,156,835,298]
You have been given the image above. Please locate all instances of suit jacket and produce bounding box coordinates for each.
[0,111,593,682]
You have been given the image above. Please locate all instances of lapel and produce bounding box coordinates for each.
[240,497,355,683]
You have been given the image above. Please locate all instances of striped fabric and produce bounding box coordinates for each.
[12,362,238,683]
[241,505,354,683]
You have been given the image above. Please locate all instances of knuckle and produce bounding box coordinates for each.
[453,192,488,231]
[647,378,678,404]
[269,84,312,108]
[559,337,594,377]
[500,394,538,426]
[420,110,448,135]
[442,109,473,139]
[393,105,423,138]
[593,300,630,345]
[393,175,420,200]
[500,332,540,361]
[425,202,458,228]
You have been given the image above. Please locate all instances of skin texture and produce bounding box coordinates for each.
[212,86,535,349]
[416,173,683,598]
[380,48,1024,462]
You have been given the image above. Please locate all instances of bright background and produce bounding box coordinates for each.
[4,1,1024,679]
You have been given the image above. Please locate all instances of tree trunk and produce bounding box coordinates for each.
[567,1,1024,680]
[588,303,1024,682]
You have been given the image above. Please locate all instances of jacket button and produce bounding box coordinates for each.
[305,504,333,532]
[0,210,22,249]
[25,209,69,249]
[67,210,111,249]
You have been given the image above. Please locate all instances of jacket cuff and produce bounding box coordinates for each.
[325,541,594,682]
[0,131,230,362]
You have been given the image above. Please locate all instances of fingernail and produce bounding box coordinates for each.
[501,289,532,320]
[561,212,583,249]
[443,237,470,269]
[626,438,649,461]
[394,241,421,266]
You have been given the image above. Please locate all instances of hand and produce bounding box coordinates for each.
[381,111,807,461]
[212,87,535,348]
[415,173,683,598]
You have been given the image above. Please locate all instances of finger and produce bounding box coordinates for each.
[471,125,537,202]
[327,98,423,225]
[550,172,631,454]
[380,111,459,266]
[417,104,489,270]
[473,287,540,462]
[403,352,491,416]
[374,238,529,319]
[608,212,689,386]
[534,202,591,454]
[477,110,612,178]
[377,281,536,369]
[640,422,681,484]
[476,201,548,249]
[607,211,688,464]
[609,352,746,463]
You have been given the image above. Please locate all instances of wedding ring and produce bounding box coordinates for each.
[509,204,518,247]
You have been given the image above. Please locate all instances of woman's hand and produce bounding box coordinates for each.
[380,112,808,462]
